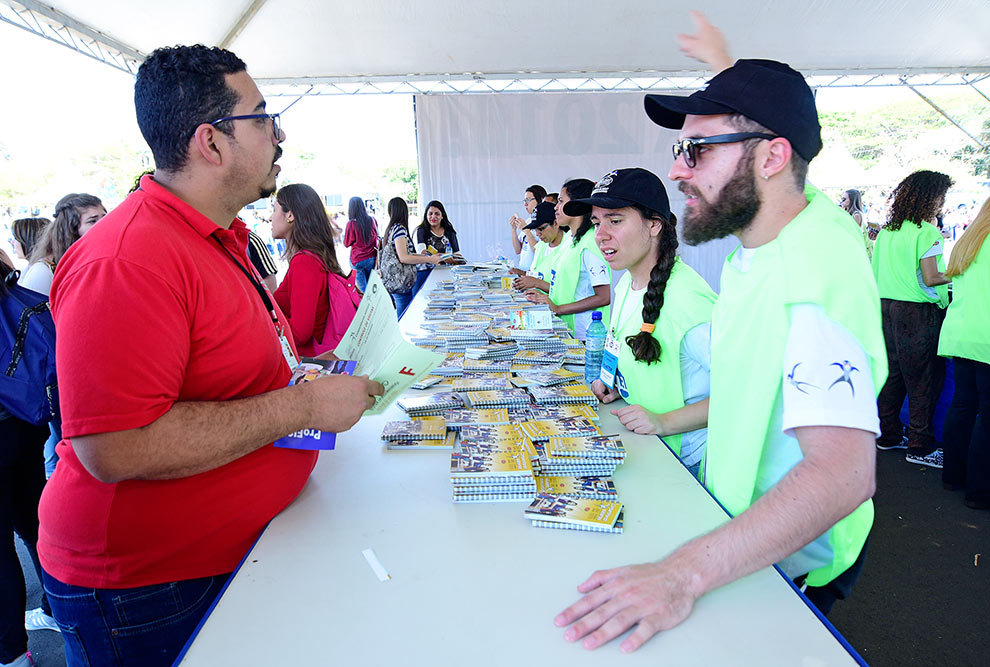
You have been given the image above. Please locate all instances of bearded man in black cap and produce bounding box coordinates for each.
[556,13,886,652]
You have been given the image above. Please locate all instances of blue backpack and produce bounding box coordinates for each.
[0,274,59,425]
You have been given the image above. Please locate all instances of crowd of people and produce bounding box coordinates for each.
[1,11,987,667]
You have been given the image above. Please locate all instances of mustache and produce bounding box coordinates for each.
[273,146,283,165]
[678,182,697,197]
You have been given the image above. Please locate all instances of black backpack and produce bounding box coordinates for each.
[0,271,59,425]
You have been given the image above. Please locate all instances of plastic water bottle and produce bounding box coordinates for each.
[584,311,607,384]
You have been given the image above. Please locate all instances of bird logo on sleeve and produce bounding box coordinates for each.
[786,363,817,394]
[828,360,860,396]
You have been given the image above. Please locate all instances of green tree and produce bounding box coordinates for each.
[384,162,418,203]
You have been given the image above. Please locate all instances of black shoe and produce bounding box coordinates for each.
[877,435,908,451]
[964,497,990,510]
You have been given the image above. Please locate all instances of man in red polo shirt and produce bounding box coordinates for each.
[36,45,383,667]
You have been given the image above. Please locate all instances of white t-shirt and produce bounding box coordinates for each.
[517,227,535,271]
[612,283,711,467]
[728,246,880,578]
[17,261,55,297]
[526,239,563,281]
[572,247,611,340]
[916,239,943,301]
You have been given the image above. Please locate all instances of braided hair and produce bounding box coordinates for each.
[625,205,679,365]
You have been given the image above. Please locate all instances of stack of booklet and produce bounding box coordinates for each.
[450,376,512,392]
[510,368,582,388]
[524,493,624,534]
[381,417,457,451]
[397,392,465,416]
[442,408,512,430]
[535,434,626,477]
[450,425,537,503]
[463,388,532,408]
[528,384,599,406]
[519,417,601,442]
[432,354,465,377]
[534,475,618,500]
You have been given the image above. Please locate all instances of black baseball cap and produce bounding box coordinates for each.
[644,59,822,162]
[523,201,557,229]
[562,168,671,218]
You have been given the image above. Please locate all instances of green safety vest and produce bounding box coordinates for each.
[872,221,949,308]
[529,236,563,283]
[707,185,887,587]
[609,259,716,458]
[938,239,990,364]
[549,229,610,332]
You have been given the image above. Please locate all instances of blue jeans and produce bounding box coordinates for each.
[391,290,413,320]
[42,569,230,667]
[352,257,376,293]
[411,268,432,298]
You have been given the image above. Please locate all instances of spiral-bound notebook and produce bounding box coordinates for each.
[519,417,601,442]
[532,511,624,534]
[381,417,447,441]
[524,493,623,531]
[397,392,464,415]
[535,476,618,499]
[528,384,598,405]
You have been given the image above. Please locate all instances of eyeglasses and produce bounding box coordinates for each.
[523,197,537,204]
[672,132,777,168]
[207,113,282,141]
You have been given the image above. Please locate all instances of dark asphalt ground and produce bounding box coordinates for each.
[17,446,988,666]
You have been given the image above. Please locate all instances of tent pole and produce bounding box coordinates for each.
[904,82,988,151]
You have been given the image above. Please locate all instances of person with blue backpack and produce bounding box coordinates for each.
[0,251,60,667]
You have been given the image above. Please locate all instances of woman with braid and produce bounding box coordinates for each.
[525,178,611,339]
[567,168,717,478]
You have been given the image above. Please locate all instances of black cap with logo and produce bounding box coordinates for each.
[562,168,671,218]
[644,59,822,162]
[523,201,557,229]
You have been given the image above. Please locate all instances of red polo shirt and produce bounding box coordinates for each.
[39,175,318,588]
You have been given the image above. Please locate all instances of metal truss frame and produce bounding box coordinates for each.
[1,0,987,148]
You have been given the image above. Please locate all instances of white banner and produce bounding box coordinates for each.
[415,91,737,291]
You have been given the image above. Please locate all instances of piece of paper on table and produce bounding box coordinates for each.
[335,270,444,415]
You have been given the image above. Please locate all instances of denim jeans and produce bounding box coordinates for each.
[42,570,230,667]
[352,257,376,293]
[412,267,432,298]
[391,290,413,320]
[942,357,990,504]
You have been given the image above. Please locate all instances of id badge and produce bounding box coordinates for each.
[277,325,300,370]
[600,331,620,389]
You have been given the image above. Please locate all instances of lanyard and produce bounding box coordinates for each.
[210,232,280,330]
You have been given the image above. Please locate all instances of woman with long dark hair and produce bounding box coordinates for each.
[343,196,379,292]
[840,188,877,258]
[381,197,442,319]
[525,178,610,339]
[11,218,49,265]
[873,170,953,466]
[565,168,716,476]
[938,197,990,509]
[272,184,361,356]
[21,193,105,296]
[412,200,459,296]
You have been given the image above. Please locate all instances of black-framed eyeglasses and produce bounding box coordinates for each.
[207,113,282,141]
[672,132,777,168]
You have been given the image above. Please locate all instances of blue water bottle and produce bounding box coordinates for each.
[584,311,607,384]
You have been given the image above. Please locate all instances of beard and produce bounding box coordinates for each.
[681,150,761,246]
[258,145,284,199]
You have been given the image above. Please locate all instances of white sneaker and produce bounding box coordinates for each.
[0,651,34,667]
[24,608,60,633]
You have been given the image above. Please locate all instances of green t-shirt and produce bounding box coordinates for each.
[872,221,948,307]
[938,239,990,364]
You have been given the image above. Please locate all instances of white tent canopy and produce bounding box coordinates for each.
[2,0,989,86]
[3,0,988,288]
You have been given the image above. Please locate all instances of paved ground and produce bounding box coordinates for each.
[18,445,988,666]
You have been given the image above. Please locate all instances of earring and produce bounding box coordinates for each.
[764,175,770,181]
